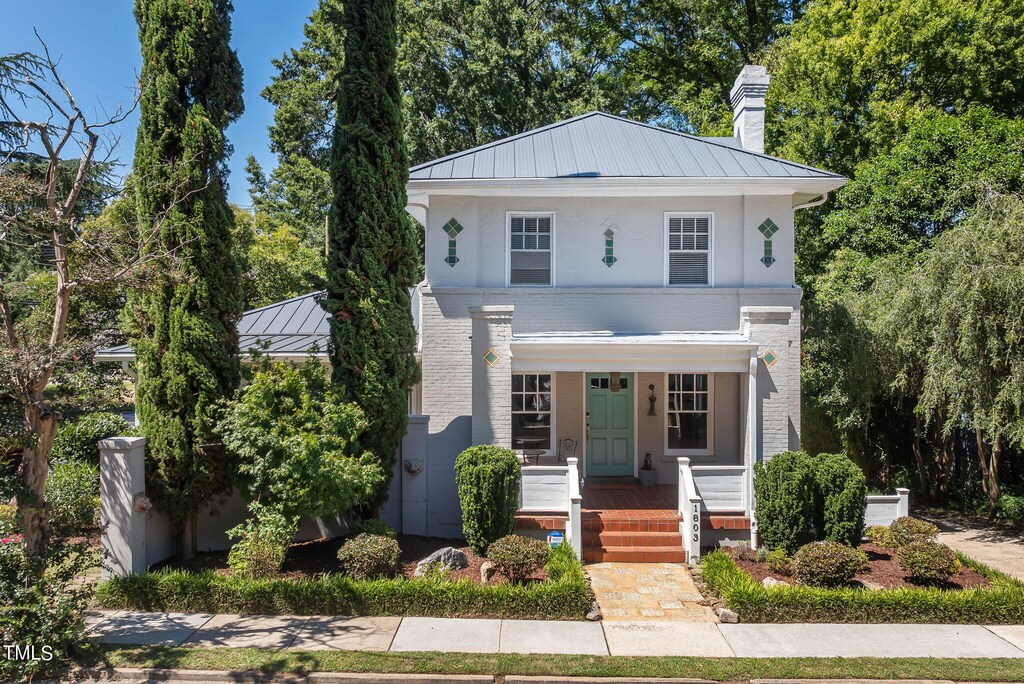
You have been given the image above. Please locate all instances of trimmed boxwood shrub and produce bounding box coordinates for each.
[455,445,520,555]
[96,543,592,620]
[753,451,814,553]
[811,453,867,547]
[865,525,895,547]
[792,541,867,587]
[337,533,400,579]
[897,540,961,583]
[348,518,397,539]
[51,412,136,466]
[227,506,295,580]
[889,516,939,547]
[488,534,550,583]
[701,549,1024,623]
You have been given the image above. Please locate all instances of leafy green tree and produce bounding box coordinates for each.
[218,359,383,522]
[126,0,245,558]
[233,207,325,309]
[326,0,420,509]
[572,0,806,132]
[767,0,1024,177]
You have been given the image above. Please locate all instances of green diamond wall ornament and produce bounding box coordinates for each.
[761,349,779,367]
[602,227,617,267]
[443,218,464,267]
[482,348,501,367]
[757,218,778,268]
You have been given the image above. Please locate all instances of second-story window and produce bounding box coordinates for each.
[509,213,553,285]
[666,214,711,285]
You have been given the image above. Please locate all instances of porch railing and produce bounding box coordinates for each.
[518,460,582,558]
[678,457,702,562]
[690,465,748,513]
[566,457,582,557]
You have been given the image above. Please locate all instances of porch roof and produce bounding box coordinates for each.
[510,331,757,373]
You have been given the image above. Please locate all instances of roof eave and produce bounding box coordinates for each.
[406,176,847,197]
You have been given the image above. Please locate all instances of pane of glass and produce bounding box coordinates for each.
[668,374,678,391]
[540,375,552,390]
[618,377,628,389]
[512,395,525,412]
[525,374,538,392]
[680,395,695,411]
[695,393,708,411]
[524,234,537,250]
[537,217,551,232]
[538,234,550,250]
[695,374,708,391]
[590,378,601,389]
[511,234,523,250]
[524,217,537,232]
[667,413,707,450]
[695,234,709,250]
[682,374,694,391]
[537,393,551,411]
[669,234,681,251]
[667,393,680,411]
[512,374,523,392]
[511,217,524,231]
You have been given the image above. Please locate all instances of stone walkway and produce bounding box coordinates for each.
[586,562,716,621]
[86,611,1024,658]
[921,510,1024,580]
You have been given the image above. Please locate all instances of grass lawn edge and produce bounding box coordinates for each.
[92,645,1024,681]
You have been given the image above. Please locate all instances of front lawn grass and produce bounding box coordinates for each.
[94,645,1024,681]
[95,543,592,620]
[701,548,1024,623]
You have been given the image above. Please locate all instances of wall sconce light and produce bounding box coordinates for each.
[610,371,622,393]
[647,384,657,416]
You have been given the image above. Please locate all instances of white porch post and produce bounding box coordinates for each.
[747,350,759,548]
[566,457,583,557]
[469,305,515,447]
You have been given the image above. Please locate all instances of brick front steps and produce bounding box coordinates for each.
[582,511,686,563]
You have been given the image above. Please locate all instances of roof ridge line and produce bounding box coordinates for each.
[241,290,326,316]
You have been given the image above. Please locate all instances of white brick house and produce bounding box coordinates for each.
[403,66,847,559]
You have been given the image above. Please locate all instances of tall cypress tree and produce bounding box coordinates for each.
[326,0,419,507]
[126,0,244,557]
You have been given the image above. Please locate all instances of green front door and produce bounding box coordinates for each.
[586,373,634,477]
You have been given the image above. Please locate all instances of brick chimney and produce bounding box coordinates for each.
[730,65,770,154]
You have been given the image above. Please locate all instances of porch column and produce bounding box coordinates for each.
[469,305,514,447]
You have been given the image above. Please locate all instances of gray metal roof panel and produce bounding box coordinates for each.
[408,111,843,180]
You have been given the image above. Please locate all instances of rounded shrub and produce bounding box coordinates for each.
[227,506,295,580]
[46,460,99,532]
[349,518,397,539]
[811,453,867,547]
[792,541,867,587]
[51,413,136,466]
[455,445,521,555]
[865,525,895,547]
[888,516,939,547]
[488,534,550,583]
[765,547,791,575]
[337,533,400,580]
[897,540,960,583]
[753,451,814,554]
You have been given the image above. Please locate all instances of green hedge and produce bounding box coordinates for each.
[700,549,1024,624]
[95,544,591,620]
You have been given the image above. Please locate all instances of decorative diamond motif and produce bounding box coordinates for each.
[443,218,464,239]
[482,348,501,367]
[604,228,615,239]
[758,218,779,238]
[761,349,779,367]
[602,226,617,267]
[443,218,463,267]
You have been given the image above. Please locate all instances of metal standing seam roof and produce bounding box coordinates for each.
[409,111,843,181]
[95,291,331,362]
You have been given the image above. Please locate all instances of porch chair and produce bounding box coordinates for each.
[557,437,577,464]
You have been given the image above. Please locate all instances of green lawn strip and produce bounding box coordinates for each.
[94,544,592,620]
[94,645,1024,681]
[701,549,1024,623]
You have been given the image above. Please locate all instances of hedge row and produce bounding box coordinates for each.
[700,549,1024,624]
[95,544,592,620]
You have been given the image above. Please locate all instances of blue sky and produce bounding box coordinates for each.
[2,0,319,206]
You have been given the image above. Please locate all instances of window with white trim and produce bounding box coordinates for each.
[512,373,552,451]
[667,215,710,285]
[509,214,552,285]
[666,373,712,452]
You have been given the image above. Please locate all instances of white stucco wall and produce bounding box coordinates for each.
[424,194,795,289]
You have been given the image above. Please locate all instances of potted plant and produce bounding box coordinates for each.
[639,453,657,486]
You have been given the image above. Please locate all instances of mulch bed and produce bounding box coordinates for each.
[728,543,990,590]
[154,534,547,584]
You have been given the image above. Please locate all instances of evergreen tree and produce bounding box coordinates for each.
[326,0,419,508]
[126,0,245,557]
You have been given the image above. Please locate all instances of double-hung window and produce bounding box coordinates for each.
[666,373,713,454]
[509,214,553,285]
[512,373,553,452]
[666,214,711,285]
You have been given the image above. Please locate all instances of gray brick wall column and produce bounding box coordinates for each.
[469,305,514,447]
[741,305,801,460]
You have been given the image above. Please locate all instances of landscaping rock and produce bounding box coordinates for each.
[480,560,497,584]
[717,607,739,623]
[413,547,468,576]
[762,576,791,587]
[585,600,603,621]
[858,579,885,591]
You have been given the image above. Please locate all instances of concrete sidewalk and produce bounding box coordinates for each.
[87,611,1024,658]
